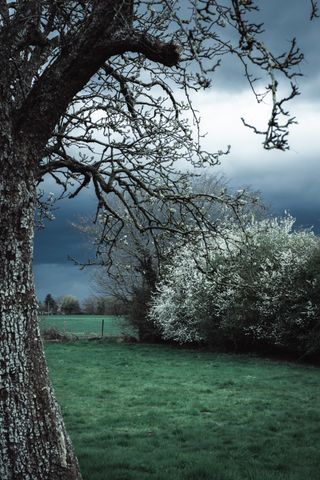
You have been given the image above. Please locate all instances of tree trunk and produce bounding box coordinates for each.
[0,151,82,479]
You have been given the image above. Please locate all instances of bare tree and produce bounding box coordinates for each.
[0,1,315,479]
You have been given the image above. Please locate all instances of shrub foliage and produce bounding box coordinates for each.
[149,215,320,355]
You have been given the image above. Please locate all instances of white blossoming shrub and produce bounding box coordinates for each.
[149,215,320,354]
[148,245,206,343]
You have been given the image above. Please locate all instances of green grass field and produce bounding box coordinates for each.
[40,315,134,337]
[45,341,320,480]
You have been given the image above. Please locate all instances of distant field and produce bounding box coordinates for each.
[39,315,135,337]
[46,341,320,480]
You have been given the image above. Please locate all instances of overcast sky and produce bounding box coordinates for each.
[34,1,320,303]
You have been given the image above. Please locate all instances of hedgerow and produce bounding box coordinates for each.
[149,215,320,355]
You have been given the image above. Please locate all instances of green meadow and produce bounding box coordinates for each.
[40,315,133,337]
[45,340,320,480]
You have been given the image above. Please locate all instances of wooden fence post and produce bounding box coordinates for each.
[101,319,105,338]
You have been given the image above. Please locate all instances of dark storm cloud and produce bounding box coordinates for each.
[33,193,98,301]
[34,263,95,303]
[34,194,96,265]
[218,151,320,233]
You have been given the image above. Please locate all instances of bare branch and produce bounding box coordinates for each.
[310,0,319,19]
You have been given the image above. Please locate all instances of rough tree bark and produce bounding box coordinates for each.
[0,145,82,479]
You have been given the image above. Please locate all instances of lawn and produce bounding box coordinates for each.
[45,341,320,480]
[40,315,134,337]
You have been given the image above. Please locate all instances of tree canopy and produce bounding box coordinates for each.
[2,1,312,252]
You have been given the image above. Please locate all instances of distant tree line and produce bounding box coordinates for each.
[82,296,127,316]
[38,294,126,316]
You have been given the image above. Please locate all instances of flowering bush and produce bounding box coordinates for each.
[149,215,320,354]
